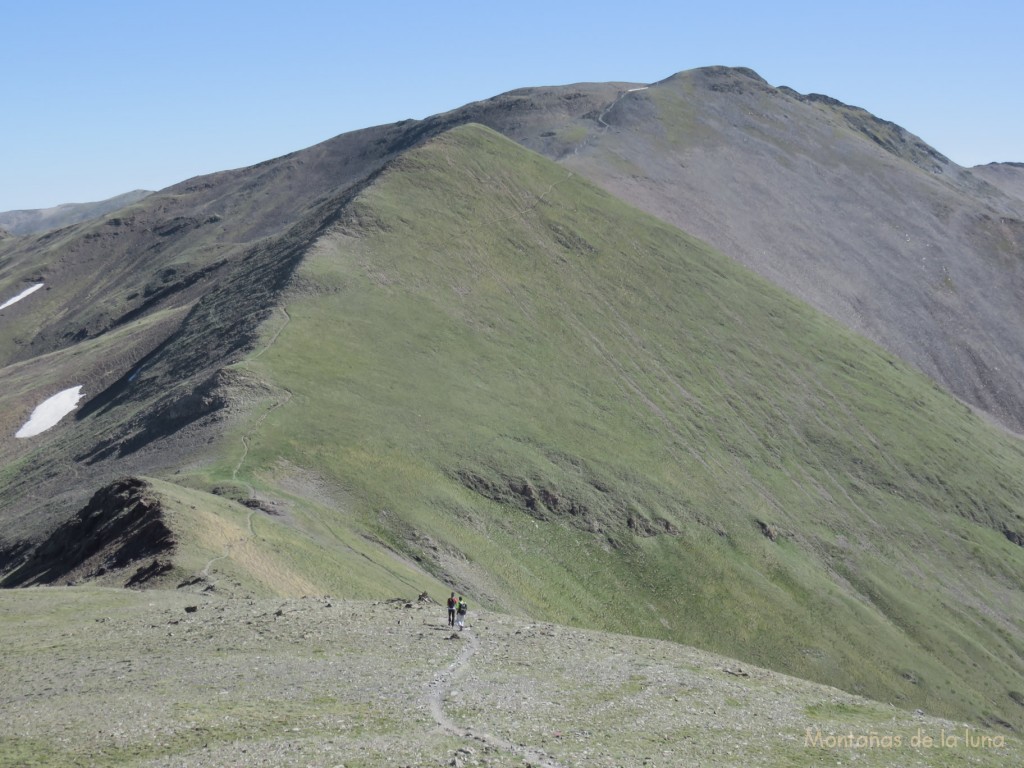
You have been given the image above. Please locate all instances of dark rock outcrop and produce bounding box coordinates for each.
[1,477,175,587]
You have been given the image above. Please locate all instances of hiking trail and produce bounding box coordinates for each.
[427,627,566,768]
[198,306,292,587]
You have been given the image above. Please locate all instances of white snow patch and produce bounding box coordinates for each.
[15,386,85,438]
[0,283,44,310]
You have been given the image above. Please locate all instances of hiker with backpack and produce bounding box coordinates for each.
[447,592,457,627]
[456,596,468,630]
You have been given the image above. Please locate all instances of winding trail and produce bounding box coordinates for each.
[572,86,648,156]
[198,306,293,585]
[427,629,567,768]
[234,306,294,495]
[199,507,255,579]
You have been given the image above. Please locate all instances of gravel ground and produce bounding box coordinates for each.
[1,587,1019,767]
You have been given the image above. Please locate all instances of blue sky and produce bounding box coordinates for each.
[2,0,1021,211]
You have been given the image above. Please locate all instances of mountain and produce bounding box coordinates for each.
[467,67,1024,436]
[972,162,1024,204]
[0,190,154,235]
[2,68,1024,734]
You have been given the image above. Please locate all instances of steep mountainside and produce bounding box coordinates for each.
[0,190,153,235]
[0,83,636,540]
[0,115,514,536]
[477,67,1024,435]
[314,67,1024,434]
[234,125,1024,730]
[3,71,1024,734]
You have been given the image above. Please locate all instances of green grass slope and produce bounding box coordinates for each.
[193,123,1024,730]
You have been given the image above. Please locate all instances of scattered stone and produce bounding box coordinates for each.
[184,606,198,614]
[3,595,1018,766]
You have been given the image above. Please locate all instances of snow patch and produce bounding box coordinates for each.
[0,282,44,310]
[15,386,85,438]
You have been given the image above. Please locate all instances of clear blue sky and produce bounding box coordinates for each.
[2,0,1021,211]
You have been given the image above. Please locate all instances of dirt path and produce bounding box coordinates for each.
[199,506,256,580]
[233,305,294,492]
[199,306,293,586]
[427,628,567,768]
[571,86,647,157]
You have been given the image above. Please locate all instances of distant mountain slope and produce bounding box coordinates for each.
[206,124,1024,729]
[314,66,1024,434]
[6,68,1023,436]
[0,190,153,235]
[972,162,1024,203]
[0,114,487,547]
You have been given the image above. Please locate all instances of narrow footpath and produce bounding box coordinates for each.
[198,306,292,589]
[427,627,567,768]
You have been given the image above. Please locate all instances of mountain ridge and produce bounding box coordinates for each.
[971,161,1024,203]
[0,190,153,235]
[94,122,1024,727]
[3,69,1024,735]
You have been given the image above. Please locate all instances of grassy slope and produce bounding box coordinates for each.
[189,124,1024,729]
[150,476,446,599]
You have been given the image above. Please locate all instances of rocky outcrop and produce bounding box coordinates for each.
[453,468,679,540]
[1,477,175,587]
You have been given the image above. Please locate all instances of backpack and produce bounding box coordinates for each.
[447,597,456,609]
[458,601,467,614]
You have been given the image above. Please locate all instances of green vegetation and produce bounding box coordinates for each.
[185,123,1024,729]
[5,74,1024,759]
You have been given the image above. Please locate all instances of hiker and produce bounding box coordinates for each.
[456,596,468,630]
[447,592,457,627]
